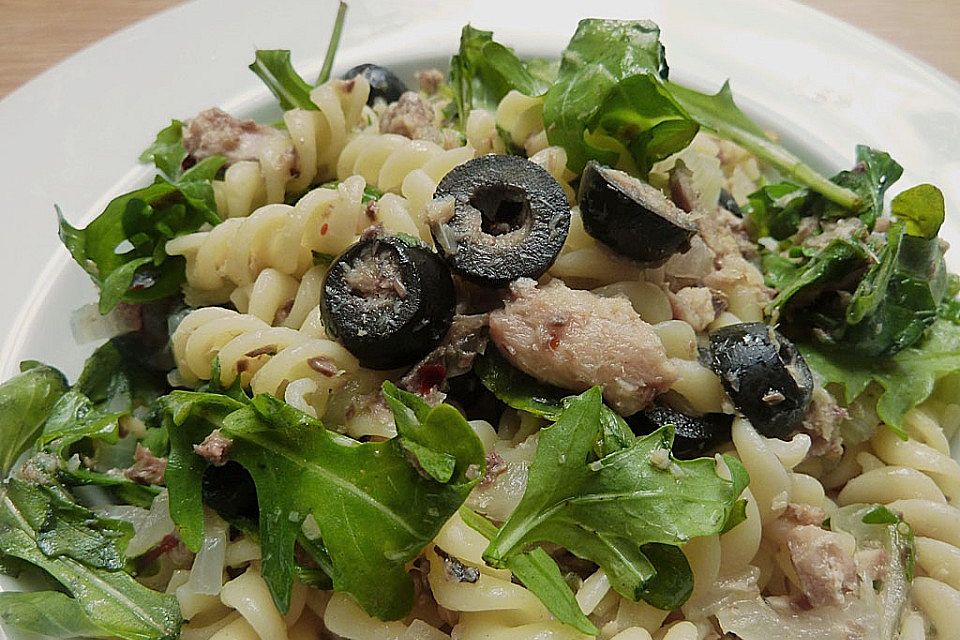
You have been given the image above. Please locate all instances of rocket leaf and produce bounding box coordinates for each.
[0,479,180,640]
[483,387,747,609]
[162,388,484,620]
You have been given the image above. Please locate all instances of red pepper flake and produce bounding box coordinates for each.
[548,332,562,350]
[138,533,182,569]
[417,363,447,395]
[320,223,329,236]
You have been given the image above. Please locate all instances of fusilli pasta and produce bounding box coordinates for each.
[213,77,373,218]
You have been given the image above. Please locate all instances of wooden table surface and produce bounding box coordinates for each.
[0,0,957,98]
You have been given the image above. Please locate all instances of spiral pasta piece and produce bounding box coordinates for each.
[167,177,367,307]
[495,91,547,156]
[336,132,476,221]
[807,408,960,638]
[171,307,360,420]
[212,76,372,219]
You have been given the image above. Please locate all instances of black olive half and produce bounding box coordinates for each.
[321,235,455,370]
[431,155,571,287]
[578,161,697,265]
[341,64,408,105]
[718,189,743,217]
[202,462,259,522]
[709,322,813,439]
[628,405,733,460]
[445,370,505,426]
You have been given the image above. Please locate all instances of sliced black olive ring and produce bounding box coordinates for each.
[430,155,571,287]
[628,405,733,460]
[578,161,697,265]
[341,63,409,106]
[708,322,814,439]
[321,234,455,370]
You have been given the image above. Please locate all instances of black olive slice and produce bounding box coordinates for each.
[718,189,743,217]
[202,461,259,522]
[321,234,455,370]
[709,322,813,439]
[341,64,409,105]
[628,405,733,460]
[578,161,697,265]
[445,370,505,426]
[430,155,571,287]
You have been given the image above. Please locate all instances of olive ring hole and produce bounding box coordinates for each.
[469,185,532,237]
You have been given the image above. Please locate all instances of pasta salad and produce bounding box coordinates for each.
[1,6,958,640]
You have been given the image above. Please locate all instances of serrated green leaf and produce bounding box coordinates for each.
[0,365,68,475]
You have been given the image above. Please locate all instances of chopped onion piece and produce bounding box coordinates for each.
[284,379,319,417]
[97,504,149,529]
[71,302,140,344]
[187,512,228,595]
[125,490,175,558]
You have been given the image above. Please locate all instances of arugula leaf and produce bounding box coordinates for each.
[458,508,597,635]
[473,346,633,456]
[800,319,960,434]
[766,238,869,318]
[162,392,246,551]
[745,181,808,240]
[668,81,861,210]
[525,58,560,87]
[805,145,903,229]
[20,384,159,505]
[504,548,599,635]
[891,183,945,239]
[761,253,801,291]
[38,390,121,458]
[382,382,457,483]
[458,506,499,539]
[58,156,224,313]
[0,480,181,640]
[163,389,484,620]
[840,222,946,356]
[543,19,693,173]
[484,388,747,609]
[634,542,694,610]
[473,345,565,420]
[940,297,960,324]
[316,1,348,85]
[450,25,550,126]
[251,1,348,106]
[138,120,187,180]
[249,50,317,111]
[746,148,899,240]
[587,73,699,174]
[76,335,171,413]
[0,591,111,639]
[0,365,68,475]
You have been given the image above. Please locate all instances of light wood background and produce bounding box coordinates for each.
[0,0,957,99]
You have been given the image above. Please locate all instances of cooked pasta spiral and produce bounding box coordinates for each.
[171,307,361,420]
[167,177,370,307]
[228,266,326,330]
[837,408,960,635]
[495,91,548,156]
[335,132,476,226]
[212,76,372,219]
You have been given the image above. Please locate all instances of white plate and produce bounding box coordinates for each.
[1,0,959,620]
[2,0,960,381]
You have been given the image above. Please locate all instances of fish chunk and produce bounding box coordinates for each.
[489,278,676,415]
